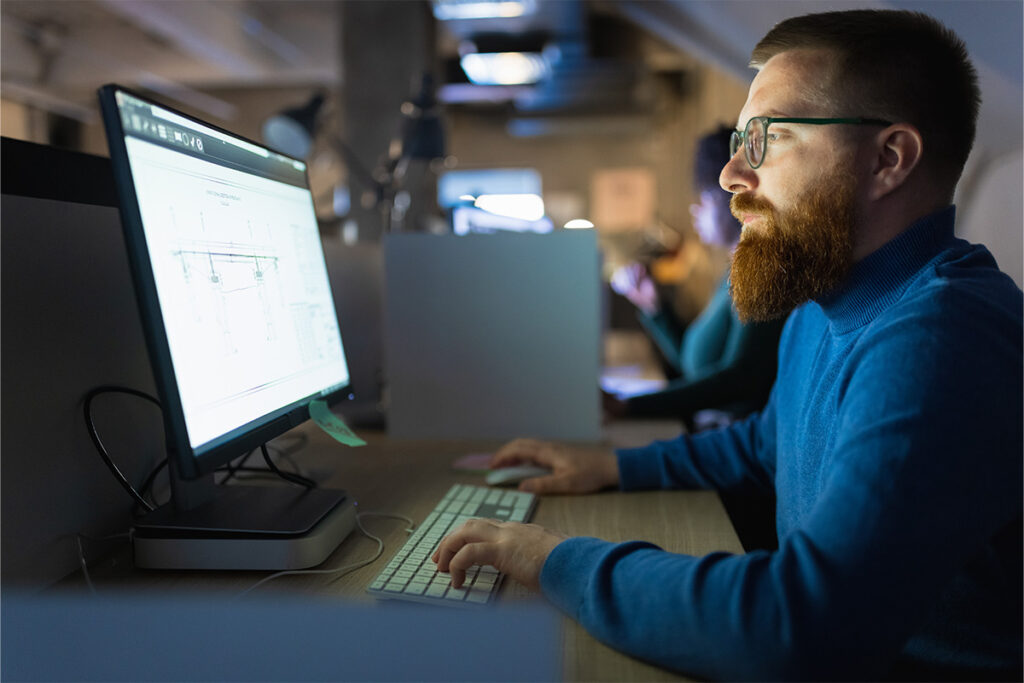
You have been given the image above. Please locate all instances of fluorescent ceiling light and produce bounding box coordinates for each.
[461,52,550,85]
[563,219,595,229]
[474,193,546,222]
[432,0,536,20]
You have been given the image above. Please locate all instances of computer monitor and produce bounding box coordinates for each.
[98,84,357,570]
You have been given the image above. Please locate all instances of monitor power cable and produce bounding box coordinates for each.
[259,443,316,489]
[83,385,161,513]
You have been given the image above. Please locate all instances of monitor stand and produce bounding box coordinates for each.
[132,473,356,571]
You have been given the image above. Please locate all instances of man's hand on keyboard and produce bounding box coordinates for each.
[490,439,620,495]
[432,519,567,591]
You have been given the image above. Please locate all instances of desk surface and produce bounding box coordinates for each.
[84,420,743,682]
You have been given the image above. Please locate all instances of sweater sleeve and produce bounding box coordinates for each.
[540,285,1023,680]
[616,395,777,495]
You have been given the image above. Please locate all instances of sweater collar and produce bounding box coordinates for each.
[815,205,958,333]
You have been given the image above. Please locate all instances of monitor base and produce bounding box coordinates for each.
[133,486,356,570]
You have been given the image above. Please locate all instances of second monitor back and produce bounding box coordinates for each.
[383,231,601,441]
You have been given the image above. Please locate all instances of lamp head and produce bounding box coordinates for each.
[262,92,325,159]
[400,74,446,161]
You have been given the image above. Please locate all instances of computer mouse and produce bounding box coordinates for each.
[484,465,552,487]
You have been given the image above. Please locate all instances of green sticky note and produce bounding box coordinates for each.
[308,399,366,447]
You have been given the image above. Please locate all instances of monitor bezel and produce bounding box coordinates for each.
[97,83,352,481]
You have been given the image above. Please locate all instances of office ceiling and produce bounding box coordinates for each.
[1,0,340,122]
[1,0,1020,145]
[0,0,685,124]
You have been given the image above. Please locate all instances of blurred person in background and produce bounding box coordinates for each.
[607,126,785,432]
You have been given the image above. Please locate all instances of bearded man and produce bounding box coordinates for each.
[434,9,1022,680]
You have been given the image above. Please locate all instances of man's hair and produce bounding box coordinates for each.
[694,125,734,193]
[751,10,980,194]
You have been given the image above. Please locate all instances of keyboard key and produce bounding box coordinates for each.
[426,584,448,598]
[446,586,468,600]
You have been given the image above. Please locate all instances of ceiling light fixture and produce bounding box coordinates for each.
[432,0,537,21]
[460,51,550,85]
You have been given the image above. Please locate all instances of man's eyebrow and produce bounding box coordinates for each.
[735,110,792,128]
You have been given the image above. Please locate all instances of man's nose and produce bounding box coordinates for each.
[720,151,757,194]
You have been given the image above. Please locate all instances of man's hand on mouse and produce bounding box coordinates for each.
[490,438,620,494]
[431,519,567,591]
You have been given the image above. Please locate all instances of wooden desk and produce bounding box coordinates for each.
[85,420,743,682]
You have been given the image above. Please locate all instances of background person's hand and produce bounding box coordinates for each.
[610,262,659,315]
[431,519,567,591]
[490,438,620,494]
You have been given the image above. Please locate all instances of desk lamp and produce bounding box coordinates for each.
[262,74,446,233]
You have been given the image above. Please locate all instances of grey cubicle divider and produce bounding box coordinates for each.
[320,239,386,427]
[1,139,163,589]
[383,230,602,441]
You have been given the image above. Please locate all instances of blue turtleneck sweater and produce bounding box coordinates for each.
[540,207,1023,680]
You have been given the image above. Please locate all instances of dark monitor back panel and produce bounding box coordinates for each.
[1,137,163,588]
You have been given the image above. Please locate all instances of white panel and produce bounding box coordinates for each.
[956,150,1024,289]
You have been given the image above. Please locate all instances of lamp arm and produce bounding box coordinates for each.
[328,134,383,193]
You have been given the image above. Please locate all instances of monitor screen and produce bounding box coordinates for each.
[99,86,351,480]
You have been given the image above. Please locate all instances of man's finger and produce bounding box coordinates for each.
[520,472,574,495]
[447,542,500,589]
[491,439,545,468]
[433,519,498,570]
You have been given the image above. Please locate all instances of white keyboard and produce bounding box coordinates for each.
[367,483,536,606]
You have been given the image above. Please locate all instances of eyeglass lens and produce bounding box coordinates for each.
[730,118,767,168]
[745,117,765,167]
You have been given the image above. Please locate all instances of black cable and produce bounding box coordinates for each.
[86,386,315,509]
[260,444,316,489]
[137,458,169,512]
[83,385,162,512]
[218,448,257,485]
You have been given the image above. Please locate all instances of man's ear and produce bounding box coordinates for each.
[866,124,924,201]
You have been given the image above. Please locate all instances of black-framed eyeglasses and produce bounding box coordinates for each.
[730,116,893,169]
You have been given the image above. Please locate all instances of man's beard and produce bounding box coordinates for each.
[729,169,856,323]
